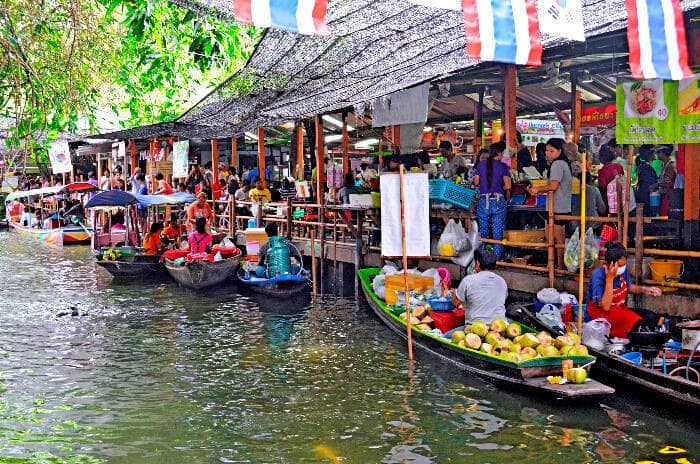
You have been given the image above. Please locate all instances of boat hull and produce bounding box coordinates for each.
[237,272,310,297]
[164,256,239,289]
[96,255,167,278]
[359,268,614,400]
[508,304,700,410]
[9,221,91,244]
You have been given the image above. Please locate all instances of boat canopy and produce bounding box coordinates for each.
[5,182,100,202]
[85,190,196,209]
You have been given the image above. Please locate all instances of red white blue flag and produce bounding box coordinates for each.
[625,0,693,80]
[462,0,543,66]
[232,0,330,36]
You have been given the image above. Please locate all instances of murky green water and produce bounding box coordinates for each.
[0,232,697,463]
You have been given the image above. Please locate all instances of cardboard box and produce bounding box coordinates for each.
[385,273,435,306]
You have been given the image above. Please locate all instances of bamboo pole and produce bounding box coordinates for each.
[642,280,700,291]
[496,261,549,273]
[547,192,555,287]
[342,113,349,175]
[622,145,634,247]
[258,128,266,180]
[480,238,548,249]
[231,137,238,174]
[211,138,219,182]
[297,123,304,179]
[577,156,587,335]
[311,228,317,298]
[399,164,413,363]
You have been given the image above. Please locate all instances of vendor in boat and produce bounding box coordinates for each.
[586,243,662,338]
[187,217,212,255]
[256,222,299,278]
[187,192,214,232]
[451,247,507,324]
[142,222,165,255]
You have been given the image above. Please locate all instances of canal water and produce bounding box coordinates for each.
[0,232,697,463]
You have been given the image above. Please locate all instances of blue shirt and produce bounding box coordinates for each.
[475,159,510,194]
[587,265,631,303]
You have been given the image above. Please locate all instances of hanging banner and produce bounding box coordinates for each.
[47,141,72,174]
[616,79,677,143]
[172,140,190,179]
[381,172,430,257]
[538,0,585,42]
[678,76,700,142]
[580,103,616,127]
[515,119,566,146]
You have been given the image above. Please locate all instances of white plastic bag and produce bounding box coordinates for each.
[537,288,561,305]
[437,219,469,257]
[451,220,480,268]
[536,303,565,332]
[421,268,441,289]
[213,252,222,262]
[565,227,599,272]
[582,318,612,350]
[220,236,234,248]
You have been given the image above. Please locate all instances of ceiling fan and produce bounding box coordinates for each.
[541,62,570,90]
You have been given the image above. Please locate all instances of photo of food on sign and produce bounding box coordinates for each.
[678,77,700,115]
[623,79,666,119]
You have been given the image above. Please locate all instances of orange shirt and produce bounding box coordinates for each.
[162,224,184,239]
[187,202,213,229]
[142,233,162,255]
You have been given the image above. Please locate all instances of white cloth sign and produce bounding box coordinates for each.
[48,141,72,174]
[408,0,461,10]
[372,83,430,127]
[381,172,430,257]
[172,140,190,178]
[538,0,585,41]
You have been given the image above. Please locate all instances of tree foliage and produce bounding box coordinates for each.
[0,0,260,157]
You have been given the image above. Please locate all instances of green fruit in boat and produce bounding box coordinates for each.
[520,333,539,349]
[451,331,466,344]
[536,331,553,346]
[498,338,511,350]
[468,321,489,337]
[540,345,561,357]
[566,367,588,384]
[566,332,581,345]
[500,351,520,363]
[506,323,522,339]
[457,339,465,347]
[513,335,523,345]
[490,319,508,334]
[509,343,522,353]
[520,347,537,360]
[560,345,574,356]
[554,335,574,349]
[569,344,589,356]
[484,332,502,347]
[480,342,494,354]
[465,333,482,350]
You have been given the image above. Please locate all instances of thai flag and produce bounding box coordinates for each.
[462,0,543,66]
[625,0,693,80]
[232,0,330,36]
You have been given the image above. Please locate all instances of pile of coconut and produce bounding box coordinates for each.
[449,319,589,363]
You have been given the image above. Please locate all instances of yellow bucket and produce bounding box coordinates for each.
[649,259,683,282]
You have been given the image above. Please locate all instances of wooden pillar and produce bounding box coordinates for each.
[257,128,266,180]
[622,145,634,248]
[315,115,325,204]
[684,143,700,221]
[392,125,401,151]
[502,64,517,149]
[547,192,555,287]
[342,113,349,174]
[474,89,483,155]
[97,155,102,189]
[231,137,238,173]
[129,139,137,179]
[297,123,305,179]
[211,138,219,182]
[571,83,582,143]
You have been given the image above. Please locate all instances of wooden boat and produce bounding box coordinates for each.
[4,182,99,245]
[164,253,240,289]
[508,304,700,410]
[95,247,167,278]
[358,268,614,400]
[237,268,310,297]
[0,219,8,230]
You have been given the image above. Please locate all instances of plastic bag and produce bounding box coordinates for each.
[607,175,636,214]
[564,228,582,272]
[372,274,387,300]
[437,219,468,257]
[582,228,600,269]
[220,236,235,248]
[536,303,565,332]
[582,318,611,350]
[213,252,222,262]
[537,288,561,305]
[451,220,480,268]
[564,227,600,272]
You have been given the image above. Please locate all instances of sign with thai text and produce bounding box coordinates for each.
[515,119,566,146]
[581,103,616,127]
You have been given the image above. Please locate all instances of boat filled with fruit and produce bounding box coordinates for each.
[358,268,614,399]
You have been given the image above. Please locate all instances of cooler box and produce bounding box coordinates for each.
[430,308,466,333]
[245,228,268,247]
[385,273,435,306]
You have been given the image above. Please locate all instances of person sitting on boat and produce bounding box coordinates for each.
[30,211,42,229]
[20,205,33,227]
[255,222,299,278]
[187,192,214,233]
[187,217,213,255]
[451,247,507,325]
[586,243,662,338]
[142,222,165,255]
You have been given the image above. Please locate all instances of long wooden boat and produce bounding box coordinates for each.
[95,250,167,279]
[508,304,700,410]
[165,254,240,290]
[237,268,310,297]
[359,268,614,399]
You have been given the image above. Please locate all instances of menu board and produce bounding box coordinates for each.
[678,77,700,143]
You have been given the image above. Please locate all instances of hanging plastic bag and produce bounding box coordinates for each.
[564,227,582,272]
[582,318,612,351]
[536,303,565,332]
[437,219,467,257]
[607,175,636,214]
[582,227,600,269]
[451,220,480,268]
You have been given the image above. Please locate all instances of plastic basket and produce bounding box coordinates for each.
[429,179,477,210]
[427,296,454,312]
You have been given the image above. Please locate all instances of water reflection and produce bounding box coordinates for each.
[0,232,698,463]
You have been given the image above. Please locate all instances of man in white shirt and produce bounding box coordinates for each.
[438,140,467,179]
[452,248,507,324]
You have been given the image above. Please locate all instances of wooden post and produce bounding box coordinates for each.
[297,123,305,179]
[547,192,555,287]
[342,113,350,174]
[503,65,517,150]
[356,210,364,268]
[684,143,700,221]
[130,139,137,180]
[231,137,238,174]
[286,197,293,240]
[577,155,587,335]
[211,138,219,182]
[399,164,414,363]
[97,155,102,190]
[257,128,266,180]
[634,205,644,287]
[228,196,235,239]
[315,115,325,204]
[311,228,317,298]
[392,125,401,151]
[474,89,483,155]
[572,88,582,143]
[622,145,634,247]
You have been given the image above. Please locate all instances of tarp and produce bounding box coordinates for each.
[85,190,196,209]
[5,182,100,202]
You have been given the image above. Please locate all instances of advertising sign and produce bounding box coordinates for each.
[580,103,616,127]
[515,119,566,146]
[616,79,676,143]
[678,76,700,143]
[48,141,72,174]
[172,140,190,179]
